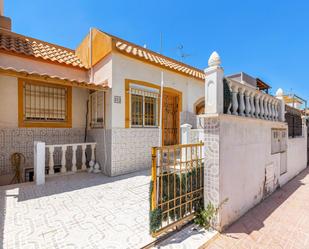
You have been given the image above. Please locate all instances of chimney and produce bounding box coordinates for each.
[0,0,12,31]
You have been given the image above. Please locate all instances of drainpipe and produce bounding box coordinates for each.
[158,33,164,147]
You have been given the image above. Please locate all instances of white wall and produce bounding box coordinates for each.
[111,52,204,128]
[0,75,89,128]
[72,87,89,128]
[202,114,307,230]
[93,54,113,129]
[279,127,307,186]
[0,75,18,127]
[218,115,287,228]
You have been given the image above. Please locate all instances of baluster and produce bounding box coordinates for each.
[270,100,275,121]
[267,98,271,120]
[275,101,279,121]
[91,144,96,161]
[72,145,77,172]
[245,90,251,117]
[239,88,245,116]
[250,93,255,118]
[260,95,265,119]
[81,144,87,171]
[255,95,260,118]
[48,146,54,175]
[231,85,239,115]
[264,97,269,120]
[61,145,67,173]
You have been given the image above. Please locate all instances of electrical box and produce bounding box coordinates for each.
[271,128,287,154]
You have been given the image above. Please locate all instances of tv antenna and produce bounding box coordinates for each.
[176,44,191,62]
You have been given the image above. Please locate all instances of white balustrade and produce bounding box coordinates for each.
[45,142,96,175]
[244,90,251,117]
[239,88,245,116]
[250,92,255,117]
[226,78,282,122]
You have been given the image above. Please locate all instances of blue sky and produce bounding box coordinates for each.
[5,1,309,100]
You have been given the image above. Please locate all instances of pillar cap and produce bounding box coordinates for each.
[276,88,284,97]
[208,51,221,67]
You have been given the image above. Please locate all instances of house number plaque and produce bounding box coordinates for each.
[114,96,121,104]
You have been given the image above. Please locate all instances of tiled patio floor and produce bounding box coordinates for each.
[203,167,309,249]
[0,170,154,249]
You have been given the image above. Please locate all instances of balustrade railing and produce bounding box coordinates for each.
[225,78,282,121]
[45,142,96,175]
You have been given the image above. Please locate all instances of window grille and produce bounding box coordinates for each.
[23,81,68,122]
[90,91,105,128]
[129,87,159,127]
[285,105,303,137]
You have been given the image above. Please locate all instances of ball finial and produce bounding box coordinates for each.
[276,88,284,97]
[208,51,221,67]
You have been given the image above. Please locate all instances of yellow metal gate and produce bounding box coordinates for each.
[150,142,204,237]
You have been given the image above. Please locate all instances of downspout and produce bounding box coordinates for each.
[84,28,93,143]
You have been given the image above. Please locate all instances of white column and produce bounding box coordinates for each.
[244,90,251,117]
[250,92,255,118]
[91,144,96,162]
[81,144,87,170]
[275,88,285,122]
[239,88,245,116]
[72,145,77,172]
[181,123,192,144]
[275,101,279,121]
[48,146,55,175]
[260,95,265,119]
[264,97,269,120]
[61,145,67,173]
[204,51,224,114]
[34,141,45,185]
[255,94,260,118]
[270,100,275,121]
[231,85,239,115]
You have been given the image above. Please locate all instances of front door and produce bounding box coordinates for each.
[162,89,180,146]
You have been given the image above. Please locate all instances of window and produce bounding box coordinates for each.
[89,91,105,128]
[18,79,72,127]
[285,105,303,138]
[129,86,159,127]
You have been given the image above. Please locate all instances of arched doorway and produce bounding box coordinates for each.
[194,97,205,115]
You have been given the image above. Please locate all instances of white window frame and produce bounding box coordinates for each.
[89,91,105,128]
[129,83,159,128]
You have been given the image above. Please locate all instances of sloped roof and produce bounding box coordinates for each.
[76,28,205,81]
[113,38,205,80]
[0,29,86,69]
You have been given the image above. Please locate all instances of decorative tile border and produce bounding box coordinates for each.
[0,128,85,176]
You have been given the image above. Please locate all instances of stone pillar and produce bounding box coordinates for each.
[276,88,286,122]
[34,141,45,185]
[181,123,192,144]
[204,51,224,114]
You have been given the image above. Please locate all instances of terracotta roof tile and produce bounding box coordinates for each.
[0,30,86,69]
[114,40,205,80]
[0,66,108,90]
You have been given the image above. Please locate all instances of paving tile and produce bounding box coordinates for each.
[0,170,154,249]
[203,168,309,249]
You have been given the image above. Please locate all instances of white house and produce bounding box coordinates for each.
[0,9,207,184]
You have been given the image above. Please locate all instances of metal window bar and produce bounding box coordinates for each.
[130,88,159,127]
[23,82,67,122]
[151,142,204,237]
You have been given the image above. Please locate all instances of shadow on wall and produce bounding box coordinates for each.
[221,168,308,237]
